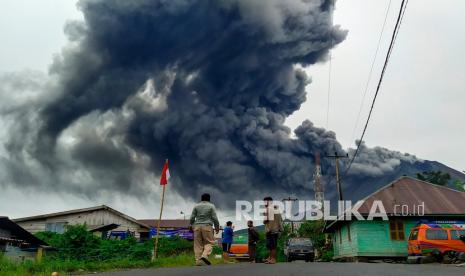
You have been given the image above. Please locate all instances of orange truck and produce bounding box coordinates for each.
[408,221,465,262]
[228,235,249,259]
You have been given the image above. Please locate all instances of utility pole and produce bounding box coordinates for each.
[282,197,298,233]
[325,152,349,201]
[313,153,324,209]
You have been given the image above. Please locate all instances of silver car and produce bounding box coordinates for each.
[284,238,315,262]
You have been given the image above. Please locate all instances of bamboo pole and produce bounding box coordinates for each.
[153,183,166,261]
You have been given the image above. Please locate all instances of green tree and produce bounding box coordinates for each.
[453,179,465,192]
[297,220,333,261]
[297,220,325,248]
[416,171,451,186]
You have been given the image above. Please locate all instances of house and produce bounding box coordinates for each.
[138,219,193,240]
[325,176,465,260]
[0,216,48,261]
[13,205,151,240]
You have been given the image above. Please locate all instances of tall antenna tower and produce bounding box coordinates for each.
[313,153,324,207]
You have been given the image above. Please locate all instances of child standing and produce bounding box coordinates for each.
[222,221,234,261]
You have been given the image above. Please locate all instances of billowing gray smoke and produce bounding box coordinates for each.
[0,0,425,207]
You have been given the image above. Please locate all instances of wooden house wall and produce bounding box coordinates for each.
[16,209,146,238]
[332,219,417,258]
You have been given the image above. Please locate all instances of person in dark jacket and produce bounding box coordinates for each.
[247,220,259,263]
[263,196,283,264]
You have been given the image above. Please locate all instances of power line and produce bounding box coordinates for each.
[350,0,392,143]
[344,0,409,176]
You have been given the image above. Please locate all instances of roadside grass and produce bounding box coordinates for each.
[1,223,308,275]
[1,256,152,275]
[0,225,217,275]
[1,251,226,275]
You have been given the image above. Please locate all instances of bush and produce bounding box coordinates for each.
[156,236,193,256]
[320,249,334,262]
[1,225,200,275]
[36,225,193,263]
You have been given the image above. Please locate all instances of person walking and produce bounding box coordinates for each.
[263,196,283,264]
[222,221,234,261]
[247,220,259,263]
[189,193,220,266]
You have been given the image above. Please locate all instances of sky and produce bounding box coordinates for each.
[0,0,464,228]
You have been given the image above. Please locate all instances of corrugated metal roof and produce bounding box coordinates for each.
[356,176,465,215]
[88,223,120,232]
[13,205,150,229]
[325,176,465,232]
[138,219,190,229]
[0,217,48,246]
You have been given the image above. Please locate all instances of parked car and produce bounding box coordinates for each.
[408,221,465,262]
[284,238,314,262]
[228,235,249,259]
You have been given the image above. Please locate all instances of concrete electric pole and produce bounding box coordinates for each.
[282,197,298,233]
[325,152,348,201]
[313,153,324,209]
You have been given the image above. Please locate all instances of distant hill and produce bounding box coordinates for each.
[343,160,465,203]
[234,225,265,235]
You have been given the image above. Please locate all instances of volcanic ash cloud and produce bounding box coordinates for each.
[0,0,419,206]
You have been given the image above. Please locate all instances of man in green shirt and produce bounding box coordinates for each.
[190,193,220,265]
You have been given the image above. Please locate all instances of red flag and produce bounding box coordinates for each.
[160,160,170,185]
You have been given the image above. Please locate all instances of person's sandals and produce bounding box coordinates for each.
[201,257,211,265]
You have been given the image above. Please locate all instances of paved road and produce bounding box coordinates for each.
[91,262,465,276]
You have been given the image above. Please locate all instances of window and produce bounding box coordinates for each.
[347,224,351,242]
[409,229,419,240]
[450,230,465,240]
[425,229,448,240]
[389,220,405,240]
[46,222,67,234]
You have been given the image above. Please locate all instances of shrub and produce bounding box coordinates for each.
[156,236,193,256]
[35,225,191,263]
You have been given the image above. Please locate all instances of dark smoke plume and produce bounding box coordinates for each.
[0,0,428,207]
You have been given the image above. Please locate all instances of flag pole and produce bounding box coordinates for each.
[153,159,168,261]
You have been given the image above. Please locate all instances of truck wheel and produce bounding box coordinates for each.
[287,256,293,262]
[431,250,443,263]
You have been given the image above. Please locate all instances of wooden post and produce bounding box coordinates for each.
[153,175,167,260]
[36,247,43,263]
